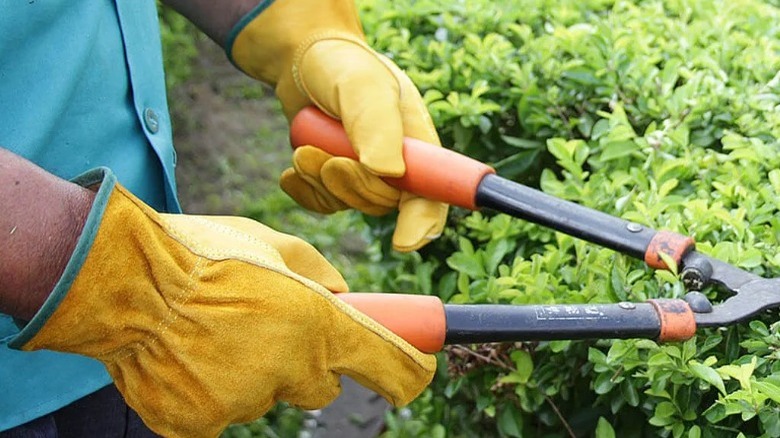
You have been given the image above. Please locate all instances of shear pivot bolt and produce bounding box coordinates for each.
[626,223,643,233]
[684,291,713,313]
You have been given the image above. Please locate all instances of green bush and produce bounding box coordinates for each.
[355,0,780,436]
[160,0,780,435]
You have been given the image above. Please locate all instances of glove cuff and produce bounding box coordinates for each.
[225,0,365,83]
[224,0,275,65]
[10,168,117,349]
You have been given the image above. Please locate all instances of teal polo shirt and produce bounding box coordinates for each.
[0,0,181,430]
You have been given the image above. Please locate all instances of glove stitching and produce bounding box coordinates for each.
[371,52,442,150]
[98,256,206,361]
[186,217,283,261]
[291,31,402,118]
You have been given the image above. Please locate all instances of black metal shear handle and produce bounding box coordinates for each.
[476,175,780,341]
[292,107,778,346]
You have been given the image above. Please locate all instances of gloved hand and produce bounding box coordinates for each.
[10,168,436,438]
[227,0,448,252]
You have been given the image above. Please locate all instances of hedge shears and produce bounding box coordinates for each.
[290,106,780,354]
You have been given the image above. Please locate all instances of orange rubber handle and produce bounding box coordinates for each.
[290,106,496,210]
[336,293,447,354]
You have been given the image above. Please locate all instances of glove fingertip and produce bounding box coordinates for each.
[391,220,444,252]
[279,168,346,214]
[292,146,333,176]
[392,197,448,252]
[391,232,440,253]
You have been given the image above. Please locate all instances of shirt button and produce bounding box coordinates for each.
[144,108,160,134]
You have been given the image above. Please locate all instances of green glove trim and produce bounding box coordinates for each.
[10,167,117,349]
[224,0,276,65]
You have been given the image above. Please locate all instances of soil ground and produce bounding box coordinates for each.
[168,40,289,215]
[167,39,389,438]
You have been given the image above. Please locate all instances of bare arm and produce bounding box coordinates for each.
[0,148,95,320]
[161,0,260,46]
[2,2,260,318]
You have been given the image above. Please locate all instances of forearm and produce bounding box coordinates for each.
[0,148,94,320]
[161,0,260,46]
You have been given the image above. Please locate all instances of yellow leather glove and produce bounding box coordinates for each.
[10,168,436,438]
[227,0,448,252]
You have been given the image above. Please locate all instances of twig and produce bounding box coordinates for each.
[452,345,574,436]
[450,345,514,370]
[545,396,576,438]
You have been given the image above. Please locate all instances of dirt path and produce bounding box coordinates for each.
[169,39,289,215]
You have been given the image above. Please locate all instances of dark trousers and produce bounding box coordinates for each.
[0,385,159,438]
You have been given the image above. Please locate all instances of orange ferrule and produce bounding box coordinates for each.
[644,231,696,271]
[648,299,697,342]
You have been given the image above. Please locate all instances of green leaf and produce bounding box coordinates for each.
[672,422,685,438]
[484,238,511,275]
[600,140,640,161]
[760,408,780,437]
[573,140,590,166]
[655,401,677,418]
[649,414,675,427]
[511,350,534,384]
[493,150,541,177]
[621,380,640,407]
[699,335,723,355]
[455,272,470,298]
[754,380,780,405]
[500,135,543,150]
[431,424,447,438]
[547,138,572,162]
[563,67,600,86]
[607,340,633,365]
[606,124,637,142]
[718,357,757,391]
[688,361,727,395]
[591,119,610,140]
[609,263,627,301]
[658,178,679,198]
[657,252,679,276]
[588,348,608,366]
[443,378,464,398]
[648,351,673,367]
[594,372,617,394]
[447,252,486,279]
[704,402,728,423]
[595,417,616,438]
[749,320,770,337]
[769,169,780,193]
[497,405,523,438]
[499,373,528,385]
[549,340,570,353]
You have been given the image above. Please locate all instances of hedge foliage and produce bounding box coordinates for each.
[161,0,780,435]
[355,0,780,437]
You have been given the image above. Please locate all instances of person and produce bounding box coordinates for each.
[0,0,449,436]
